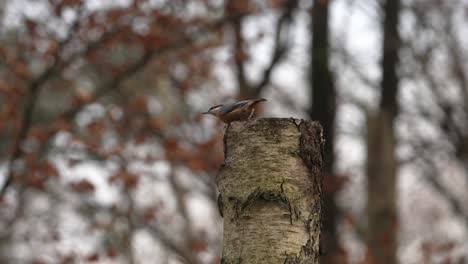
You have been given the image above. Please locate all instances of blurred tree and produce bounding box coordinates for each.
[308,0,340,263]
[365,0,400,263]
[308,1,342,263]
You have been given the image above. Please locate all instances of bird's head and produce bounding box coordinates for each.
[202,104,223,116]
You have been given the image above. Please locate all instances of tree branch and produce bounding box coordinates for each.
[232,15,250,96]
[0,6,85,198]
[253,0,297,95]
[232,0,298,99]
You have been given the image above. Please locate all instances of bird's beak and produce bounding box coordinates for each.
[202,111,210,114]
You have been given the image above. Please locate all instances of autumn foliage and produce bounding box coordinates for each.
[0,0,263,262]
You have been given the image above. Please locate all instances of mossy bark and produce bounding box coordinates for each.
[217,118,324,264]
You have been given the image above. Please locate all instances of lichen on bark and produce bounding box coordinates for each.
[217,118,323,264]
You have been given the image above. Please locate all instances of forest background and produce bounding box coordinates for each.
[0,0,467,263]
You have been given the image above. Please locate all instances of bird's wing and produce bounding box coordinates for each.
[219,100,249,115]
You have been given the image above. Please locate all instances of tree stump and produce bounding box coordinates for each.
[217,118,324,264]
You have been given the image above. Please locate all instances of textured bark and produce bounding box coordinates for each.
[308,1,338,262]
[218,118,324,264]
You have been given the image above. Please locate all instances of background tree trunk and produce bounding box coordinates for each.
[366,112,397,264]
[308,1,338,262]
[366,0,400,263]
[218,118,324,263]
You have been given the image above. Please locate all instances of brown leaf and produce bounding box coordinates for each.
[186,158,207,172]
[178,78,191,95]
[41,162,59,177]
[143,207,158,223]
[190,239,208,253]
[28,127,50,142]
[109,171,138,189]
[14,61,31,79]
[86,120,106,137]
[85,253,99,262]
[134,131,148,145]
[147,118,165,132]
[26,162,58,190]
[234,49,249,63]
[128,97,148,113]
[70,179,95,193]
[59,254,74,264]
[106,247,117,258]
[226,0,255,14]
[27,172,47,190]
[268,0,283,8]
[51,119,72,133]
[164,138,179,160]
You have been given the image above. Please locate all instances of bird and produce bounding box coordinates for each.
[202,98,267,124]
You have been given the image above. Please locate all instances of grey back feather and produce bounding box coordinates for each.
[218,100,250,115]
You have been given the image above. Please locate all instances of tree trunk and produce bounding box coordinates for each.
[366,112,397,264]
[379,0,401,121]
[365,0,401,263]
[308,1,338,262]
[217,118,324,264]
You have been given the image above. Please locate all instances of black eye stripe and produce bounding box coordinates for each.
[208,104,223,111]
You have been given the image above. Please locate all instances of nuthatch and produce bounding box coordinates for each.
[202,98,267,124]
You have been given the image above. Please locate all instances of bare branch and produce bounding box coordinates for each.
[231,0,298,99]
[167,163,200,264]
[411,145,468,227]
[0,5,85,198]
[253,0,297,95]
[232,16,251,96]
